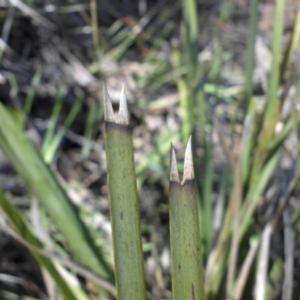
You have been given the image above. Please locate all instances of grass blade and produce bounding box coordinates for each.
[172,46,191,142]
[0,103,114,285]
[81,97,98,159]
[0,191,78,300]
[90,0,102,76]
[243,0,259,111]
[205,148,281,296]
[240,149,281,239]
[226,159,242,298]
[24,67,43,115]
[246,0,286,204]
[201,138,213,257]
[262,0,286,141]
[44,95,83,163]
[42,85,64,157]
[280,10,300,81]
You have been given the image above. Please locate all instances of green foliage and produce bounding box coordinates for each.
[0,191,79,300]
[0,0,299,299]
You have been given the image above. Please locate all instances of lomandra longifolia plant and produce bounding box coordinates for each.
[104,85,147,300]
[104,86,205,300]
[169,139,205,300]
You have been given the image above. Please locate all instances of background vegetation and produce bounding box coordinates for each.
[0,0,299,299]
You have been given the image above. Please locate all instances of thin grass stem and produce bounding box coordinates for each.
[243,0,259,111]
[0,191,79,300]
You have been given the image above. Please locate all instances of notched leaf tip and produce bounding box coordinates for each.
[182,136,194,183]
[103,84,130,125]
[170,143,180,182]
[103,83,114,122]
[118,85,130,125]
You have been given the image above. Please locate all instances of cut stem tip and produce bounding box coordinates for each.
[183,136,194,183]
[103,84,130,125]
[170,144,180,182]
[118,85,130,125]
[170,137,195,184]
[103,83,114,123]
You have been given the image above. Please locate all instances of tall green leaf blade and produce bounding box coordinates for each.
[104,87,146,300]
[0,191,78,300]
[169,139,205,300]
[0,103,114,285]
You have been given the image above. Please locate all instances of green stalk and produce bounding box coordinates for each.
[280,11,300,82]
[241,96,258,184]
[220,0,235,22]
[172,46,191,142]
[226,159,242,298]
[261,0,286,142]
[201,138,213,257]
[24,67,43,115]
[45,95,83,163]
[248,0,286,194]
[104,86,146,300]
[243,0,259,111]
[240,150,281,240]
[90,0,102,76]
[169,138,205,300]
[42,85,64,157]
[181,0,206,142]
[181,0,199,78]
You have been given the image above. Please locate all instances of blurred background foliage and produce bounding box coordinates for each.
[0,0,300,299]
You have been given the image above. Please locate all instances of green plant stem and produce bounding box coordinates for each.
[169,181,205,300]
[105,122,146,300]
[181,0,199,78]
[243,0,259,111]
[45,95,83,163]
[263,0,286,139]
[205,148,280,296]
[280,11,300,82]
[201,138,213,257]
[226,159,242,297]
[90,0,102,76]
[42,85,64,157]
[24,68,43,115]
[172,47,191,142]
[169,142,205,300]
[248,0,286,192]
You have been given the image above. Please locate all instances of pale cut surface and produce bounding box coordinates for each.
[170,137,195,184]
[170,144,180,182]
[182,136,194,183]
[103,83,115,122]
[103,84,130,125]
[118,86,130,125]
